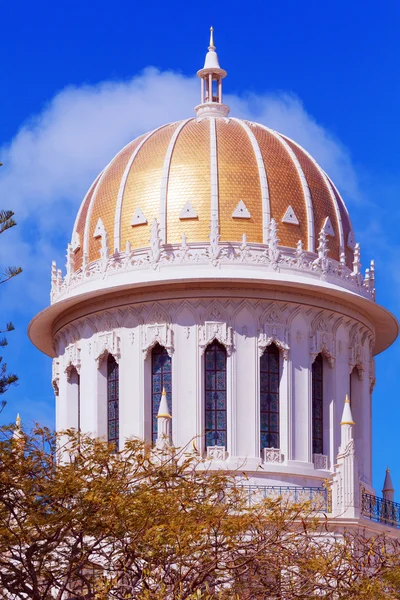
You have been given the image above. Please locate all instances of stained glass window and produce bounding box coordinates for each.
[260,343,280,451]
[152,345,172,444]
[107,355,119,451]
[205,340,227,448]
[312,353,323,455]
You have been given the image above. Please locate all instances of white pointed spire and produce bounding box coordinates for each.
[340,394,355,450]
[156,388,172,450]
[13,413,24,444]
[195,27,230,119]
[382,468,395,502]
[340,394,355,426]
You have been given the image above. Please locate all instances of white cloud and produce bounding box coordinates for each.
[0,67,360,314]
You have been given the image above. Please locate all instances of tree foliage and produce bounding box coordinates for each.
[0,427,399,599]
[0,163,22,404]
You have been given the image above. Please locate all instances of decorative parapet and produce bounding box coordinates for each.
[50,232,376,305]
[263,447,283,463]
[240,485,329,511]
[361,491,400,529]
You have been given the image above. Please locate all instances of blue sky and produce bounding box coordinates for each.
[0,0,399,494]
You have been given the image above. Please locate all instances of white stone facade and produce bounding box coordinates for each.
[53,287,375,490]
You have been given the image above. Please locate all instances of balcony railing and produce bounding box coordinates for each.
[239,485,329,512]
[361,492,400,528]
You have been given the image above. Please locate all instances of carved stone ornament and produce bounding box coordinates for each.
[52,359,60,396]
[263,447,283,463]
[349,327,364,379]
[369,356,376,393]
[313,453,329,470]
[94,331,121,366]
[199,321,233,356]
[258,305,289,359]
[310,317,335,368]
[63,342,81,377]
[207,446,227,460]
[142,323,173,358]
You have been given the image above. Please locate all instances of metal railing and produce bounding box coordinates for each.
[239,485,329,512]
[361,492,400,528]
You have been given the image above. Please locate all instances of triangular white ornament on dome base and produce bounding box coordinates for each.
[282,205,299,225]
[347,230,355,250]
[322,216,335,237]
[232,199,251,219]
[179,201,198,220]
[93,218,105,238]
[131,207,147,227]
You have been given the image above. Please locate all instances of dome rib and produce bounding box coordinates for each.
[210,118,219,226]
[83,166,108,263]
[159,118,193,244]
[233,119,270,243]
[284,136,345,251]
[114,124,169,252]
[267,128,315,252]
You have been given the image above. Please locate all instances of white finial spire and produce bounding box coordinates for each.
[382,468,395,502]
[13,413,24,444]
[156,388,172,450]
[340,395,355,450]
[195,27,230,119]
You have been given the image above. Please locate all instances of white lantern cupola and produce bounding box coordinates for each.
[195,27,230,119]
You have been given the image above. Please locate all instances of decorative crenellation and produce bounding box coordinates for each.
[51,223,375,305]
[94,331,121,365]
[199,321,233,356]
[64,341,81,377]
[142,323,174,358]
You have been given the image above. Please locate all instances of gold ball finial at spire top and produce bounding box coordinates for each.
[16,413,21,427]
[209,26,215,50]
[345,394,350,404]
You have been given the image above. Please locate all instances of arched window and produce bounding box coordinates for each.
[260,344,280,450]
[68,367,80,432]
[312,353,323,455]
[152,345,172,444]
[205,340,227,448]
[107,355,119,450]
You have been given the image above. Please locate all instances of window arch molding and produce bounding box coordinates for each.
[258,336,289,360]
[199,322,233,356]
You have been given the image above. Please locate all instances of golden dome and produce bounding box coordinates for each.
[71,117,355,273]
